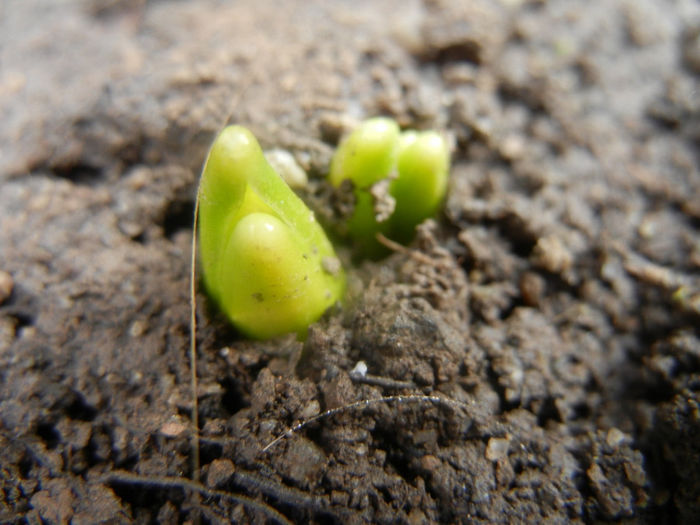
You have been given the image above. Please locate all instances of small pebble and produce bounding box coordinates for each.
[624,461,647,487]
[205,458,235,488]
[350,361,368,378]
[420,454,441,472]
[532,235,573,274]
[605,427,628,448]
[500,134,526,160]
[160,420,187,438]
[519,271,545,307]
[128,320,148,337]
[265,149,308,188]
[485,437,510,461]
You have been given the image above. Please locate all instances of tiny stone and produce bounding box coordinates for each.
[605,427,628,448]
[265,149,308,188]
[485,437,510,461]
[500,134,526,160]
[350,361,368,378]
[0,270,13,304]
[624,460,647,487]
[205,458,235,488]
[128,320,148,337]
[532,235,573,274]
[284,438,326,485]
[420,454,441,472]
[160,420,187,438]
[299,399,321,419]
[118,220,143,239]
[519,271,544,307]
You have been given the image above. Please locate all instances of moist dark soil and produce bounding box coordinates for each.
[1,0,699,523]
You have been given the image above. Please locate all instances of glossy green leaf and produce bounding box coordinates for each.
[199,126,345,339]
[329,118,449,256]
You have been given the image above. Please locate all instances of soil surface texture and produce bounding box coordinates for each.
[1,0,699,523]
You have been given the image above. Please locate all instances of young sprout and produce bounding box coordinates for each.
[199,126,345,340]
[329,117,400,188]
[329,117,449,256]
[389,129,450,243]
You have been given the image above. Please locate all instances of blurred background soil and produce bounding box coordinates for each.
[0,0,699,523]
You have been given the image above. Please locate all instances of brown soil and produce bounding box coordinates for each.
[1,0,699,523]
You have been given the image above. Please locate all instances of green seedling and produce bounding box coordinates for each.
[198,126,345,340]
[390,130,450,243]
[329,117,449,256]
